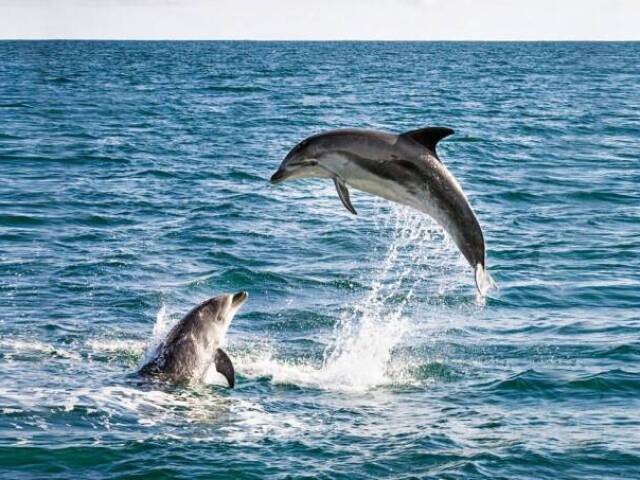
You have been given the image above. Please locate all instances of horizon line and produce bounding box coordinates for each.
[2,38,639,43]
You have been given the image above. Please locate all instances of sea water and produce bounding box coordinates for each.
[1,41,639,479]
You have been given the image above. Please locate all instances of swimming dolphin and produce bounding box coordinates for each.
[139,292,248,387]
[270,127,492,295]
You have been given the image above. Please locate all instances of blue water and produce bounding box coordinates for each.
[1,41,639,479]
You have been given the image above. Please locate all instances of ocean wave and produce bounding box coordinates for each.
[593,343,640,360]
[0,339,80,361]
[485,369,640,398]
[199,85,270,93]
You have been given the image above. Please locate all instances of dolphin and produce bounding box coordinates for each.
[139,292,248,387]
[269,127,492,295]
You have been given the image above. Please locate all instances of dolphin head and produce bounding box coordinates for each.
[191,291,248,344]
[270,136,332,183]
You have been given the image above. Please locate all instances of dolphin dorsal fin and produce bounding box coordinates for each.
[402,127,454,159]
[334,178,357,215]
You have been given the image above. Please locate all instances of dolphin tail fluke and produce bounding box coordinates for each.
[474,263,496,297]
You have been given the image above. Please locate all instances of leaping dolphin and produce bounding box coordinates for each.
[139,292,248,387]
[270,127,492,295]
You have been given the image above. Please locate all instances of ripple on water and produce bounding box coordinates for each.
[1,41,639,479]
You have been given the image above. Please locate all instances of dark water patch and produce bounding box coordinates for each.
[485,369,640,399]
[593,343,640,360]
[409,361,466,382]
[229,167,271,181]
[483,369,565,397]
[59,131,99,140]
[425,336,639,365]
[554,321,640,336]
[217,267,294,289]
[116,168,179,179]
[567,190,639,203]
[569,369,640,393]
[187,202,237,216]
[0,232,28,242]
[42,76,76,84]
[199,84,271,93]
[452,135,487,143]
[53,260,131,278]
[221,192,279,207]
[60,214,138,228]
[0,153,129,165]
[200,250,261,267]
[53,232,118,244]
[0,214,47,226]
[254,309,337,332]
[0,132,23,140]
[489,447,640,480]
[0,444,167,475]
[163,231,237,247]
[0,102,35,109]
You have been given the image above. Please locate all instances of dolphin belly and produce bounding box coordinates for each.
[344,162,486,284]
[344,163,441,220]
[341,162,420,209]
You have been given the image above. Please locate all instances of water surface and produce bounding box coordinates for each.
[1,41,639,479]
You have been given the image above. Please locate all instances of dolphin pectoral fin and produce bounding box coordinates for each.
[401,127,454,160]
[214,348,235,388]
[333,178,357,215]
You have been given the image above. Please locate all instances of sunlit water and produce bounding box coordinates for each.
[1,41,639,479]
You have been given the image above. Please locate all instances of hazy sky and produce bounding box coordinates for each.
[1,0,639,40]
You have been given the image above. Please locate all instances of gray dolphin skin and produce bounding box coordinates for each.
[139,291,248,387]
[270,127,492,295]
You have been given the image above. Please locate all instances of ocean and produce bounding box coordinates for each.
[0,41,639,479]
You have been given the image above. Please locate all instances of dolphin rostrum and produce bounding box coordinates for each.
[139,292,248,387]
[270,127,492,295]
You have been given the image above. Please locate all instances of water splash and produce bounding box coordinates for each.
[319,205,465,390]
[153,304,169,339]
[237,205,468,392]
[139,303,172,367]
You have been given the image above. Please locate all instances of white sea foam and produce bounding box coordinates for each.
[232,205,468,392]
[0,339,56,354]
[86,339,147,355]
[0,338,81,360]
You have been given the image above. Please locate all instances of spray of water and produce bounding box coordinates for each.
[138,303,172,368]
[234,205,468,392]
[318,205,465,390]
[141,205,472,392]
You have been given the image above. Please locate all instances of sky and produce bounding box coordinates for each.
[1,0,639,41]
